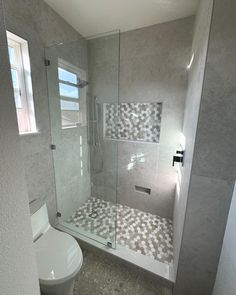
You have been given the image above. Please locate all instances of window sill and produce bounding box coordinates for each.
[61,123,86,130]
[19,130,40,136]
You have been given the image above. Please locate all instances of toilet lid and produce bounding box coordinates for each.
[34,227,83,285]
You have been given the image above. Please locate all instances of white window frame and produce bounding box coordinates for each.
[58,58,87,129]
[7,31,37,134]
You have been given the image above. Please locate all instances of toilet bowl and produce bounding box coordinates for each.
[31,204,83,295]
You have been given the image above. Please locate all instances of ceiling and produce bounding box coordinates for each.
[44,0,199,38]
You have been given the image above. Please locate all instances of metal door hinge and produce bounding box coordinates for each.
[107,242,113,248]
[50,144,56,150]
[44,59,51,66]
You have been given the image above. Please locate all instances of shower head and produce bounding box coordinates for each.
[77,79,89,88]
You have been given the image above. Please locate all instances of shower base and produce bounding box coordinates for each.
[67,197,173,265]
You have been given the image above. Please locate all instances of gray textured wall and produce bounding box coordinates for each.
[173,0,214,276]
[2,0,83,223]
[213,182,236,295]
[89,18,193,219]
[0,1,40,293]
[174,0,236,294]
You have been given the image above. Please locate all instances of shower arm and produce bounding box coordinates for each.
[60,79,88,88]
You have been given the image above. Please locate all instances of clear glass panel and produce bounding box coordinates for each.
[60,99,79,111]
[59,82,79,98]
[8,46,15,64]
[45,31,120,248]
[10,69,22,108]
[61,110,80,128]
[58,67,77,84]
[11,68,18,88]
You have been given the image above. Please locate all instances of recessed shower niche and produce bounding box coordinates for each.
[104,102,163,143]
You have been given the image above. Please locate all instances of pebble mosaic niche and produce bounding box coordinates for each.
[104,102,163,143]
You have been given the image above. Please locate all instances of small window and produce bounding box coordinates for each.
[7,31,37,134]
[58,60,85,129]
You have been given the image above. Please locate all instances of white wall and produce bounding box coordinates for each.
[0,1,40,294]
[213,182,236,295]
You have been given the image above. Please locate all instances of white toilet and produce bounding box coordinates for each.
[31,204,83,295]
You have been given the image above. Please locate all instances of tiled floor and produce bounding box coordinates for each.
[68,197,173,265]
[74,249,173,295]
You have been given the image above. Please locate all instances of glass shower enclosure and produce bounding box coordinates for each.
[46,32,120,248]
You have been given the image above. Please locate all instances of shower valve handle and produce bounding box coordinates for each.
[176,150,184,155]
[172,155,184,167]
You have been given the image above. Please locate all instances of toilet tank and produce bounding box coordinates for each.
[31,204,50,241]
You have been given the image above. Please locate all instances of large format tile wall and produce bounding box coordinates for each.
[88,33,120,209]
[174,0,236,294]
[0,2,40,293]
[213,183,236,295]
[173,0,214,276]
[88,18,194,219]
[3,0,84,223]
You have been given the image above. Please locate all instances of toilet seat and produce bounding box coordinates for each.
[34,227,83,286]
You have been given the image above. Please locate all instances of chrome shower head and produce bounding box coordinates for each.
[77,79,89,88]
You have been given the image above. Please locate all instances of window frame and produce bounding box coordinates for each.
[58,58,87,129]
[7,31,37,135]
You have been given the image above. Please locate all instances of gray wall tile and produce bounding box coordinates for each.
[213,183,236,295]
[175,175,234,295]
[172,0,214,277]
[174,0,236,294]
[89,18,194,218]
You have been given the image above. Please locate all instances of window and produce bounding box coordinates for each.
[58,59,85,129]
[7,31,37,134]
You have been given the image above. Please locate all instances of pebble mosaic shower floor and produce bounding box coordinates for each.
[68,197,173,265]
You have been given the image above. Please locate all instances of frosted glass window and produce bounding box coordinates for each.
[60,100,79,111]
[61,110,80,128]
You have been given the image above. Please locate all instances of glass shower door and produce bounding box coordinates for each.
[45,32,120,248]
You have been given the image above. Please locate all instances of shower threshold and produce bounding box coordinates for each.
[56,221,175,283]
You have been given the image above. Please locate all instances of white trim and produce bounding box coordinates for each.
[7,31,37,134]
[86,30,120,40]
[58,58,87,129]
[103,138,160,145]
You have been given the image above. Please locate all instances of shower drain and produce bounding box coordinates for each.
[88,210,98,219]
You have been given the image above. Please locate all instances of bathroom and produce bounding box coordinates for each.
[0,0,236,295]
